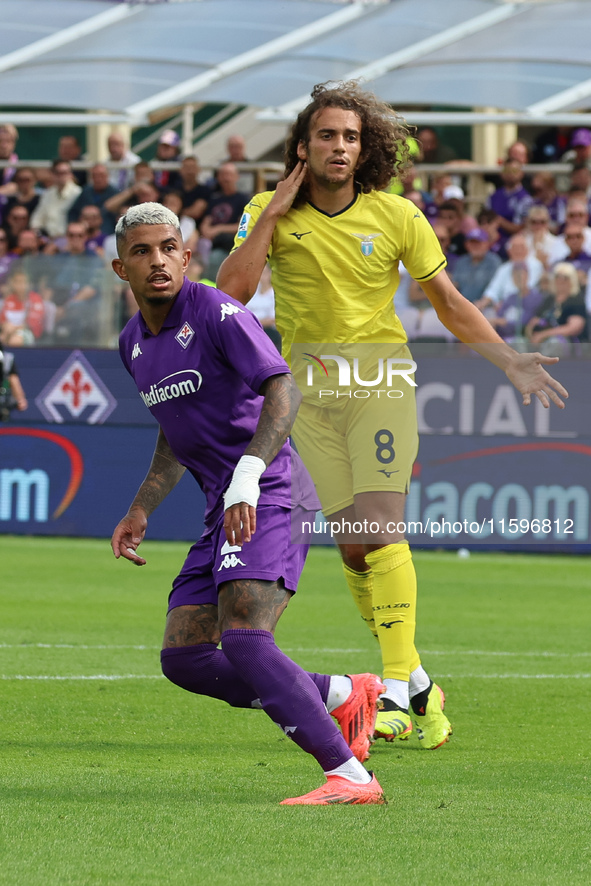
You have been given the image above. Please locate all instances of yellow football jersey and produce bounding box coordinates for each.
[233,188,446,363]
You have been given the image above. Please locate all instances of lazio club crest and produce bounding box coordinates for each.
[351,232,381,256]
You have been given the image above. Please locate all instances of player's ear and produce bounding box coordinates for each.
[182,248,191,272]
[296,140,307,161]
[112,258,128,281]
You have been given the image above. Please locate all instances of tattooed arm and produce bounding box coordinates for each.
[223,372,301,546]
[111,427,186,566]
[246,373,301,465]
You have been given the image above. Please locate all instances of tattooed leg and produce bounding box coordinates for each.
[218,578,352,770]
[162,604,220,648]
[217,578,291,634]
[161,603,262,706]
[160,586,331,713]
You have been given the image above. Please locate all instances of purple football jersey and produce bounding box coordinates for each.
[487,186,533,225]
[119,278,295,526]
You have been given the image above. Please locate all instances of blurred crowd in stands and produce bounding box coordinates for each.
[1,120,591,357]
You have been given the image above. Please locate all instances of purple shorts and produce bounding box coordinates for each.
[167,505,309,612]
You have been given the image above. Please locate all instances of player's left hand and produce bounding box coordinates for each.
[111,510,148,566]
[223,503,257,546]
[504,352,568,409]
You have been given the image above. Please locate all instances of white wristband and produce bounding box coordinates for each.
[223,455,266,509]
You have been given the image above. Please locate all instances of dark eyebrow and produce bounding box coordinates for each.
[317,127,360,136]
[130,236,178,251]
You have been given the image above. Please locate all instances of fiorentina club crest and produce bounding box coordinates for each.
[35,350,117,425]
[351,232,381,256]
[175,321,195,349]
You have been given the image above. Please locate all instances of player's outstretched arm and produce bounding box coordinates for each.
[223,372,301,546]
[216,161,307,304]
[420,271,568,409]
[111,428,186,565]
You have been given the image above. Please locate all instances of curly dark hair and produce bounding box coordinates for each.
[283,81,412,202]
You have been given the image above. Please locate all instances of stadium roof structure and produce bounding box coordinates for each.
[2,0,591,128]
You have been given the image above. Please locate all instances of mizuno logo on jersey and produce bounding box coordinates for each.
[175,322,195,349]
[220,302,245,321]
[377,469,399,477]
[131,343,142,360]
[351,232,382,256]
[289,231,312,240]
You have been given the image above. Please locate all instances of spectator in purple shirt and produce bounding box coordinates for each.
[489,262,544,343]
[529,171,565,233]
[109,203,387,806]
[486,160,533,251]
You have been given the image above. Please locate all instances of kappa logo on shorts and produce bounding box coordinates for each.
[351,232,381,256]
[218,539,246,570]
[175,322,195,349]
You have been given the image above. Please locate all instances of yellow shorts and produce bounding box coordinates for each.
[292,388,418,517]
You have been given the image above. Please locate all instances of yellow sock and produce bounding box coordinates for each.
[342,564,378,640]
[365,543,420,682]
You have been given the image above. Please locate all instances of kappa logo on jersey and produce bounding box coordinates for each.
[220,302,245,321]
[237,211,250,240]
[131,343,142,360]
[175,322,195,349]
[139,370,202,407]
[289,231,312,241]
[218,539,246,570]
[351,232,382,256]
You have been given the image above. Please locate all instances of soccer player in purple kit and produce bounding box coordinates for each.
[110,203,386,806]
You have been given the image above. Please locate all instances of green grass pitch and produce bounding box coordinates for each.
[1,536,590,885]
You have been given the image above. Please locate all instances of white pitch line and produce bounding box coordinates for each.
[2,673,590,681]
[1,644,590,658]
[420,650,591,658]
[435,673,591,679]
[0,643,159,650]
[1,674,164,681]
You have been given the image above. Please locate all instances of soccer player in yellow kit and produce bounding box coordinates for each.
[217,82,567,750]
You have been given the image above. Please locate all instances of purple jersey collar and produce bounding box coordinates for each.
[136,276,193,336]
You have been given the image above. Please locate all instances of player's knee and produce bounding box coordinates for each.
[160,645,215,692]
[339,543,367,572]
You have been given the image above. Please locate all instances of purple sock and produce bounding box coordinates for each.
[221,629,352,771]
[161,644,330,709]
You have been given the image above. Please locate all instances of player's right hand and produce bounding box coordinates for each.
[269,161,307,216]
[111,511,148,566]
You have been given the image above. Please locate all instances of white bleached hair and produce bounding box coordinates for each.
[115,202,181,254]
